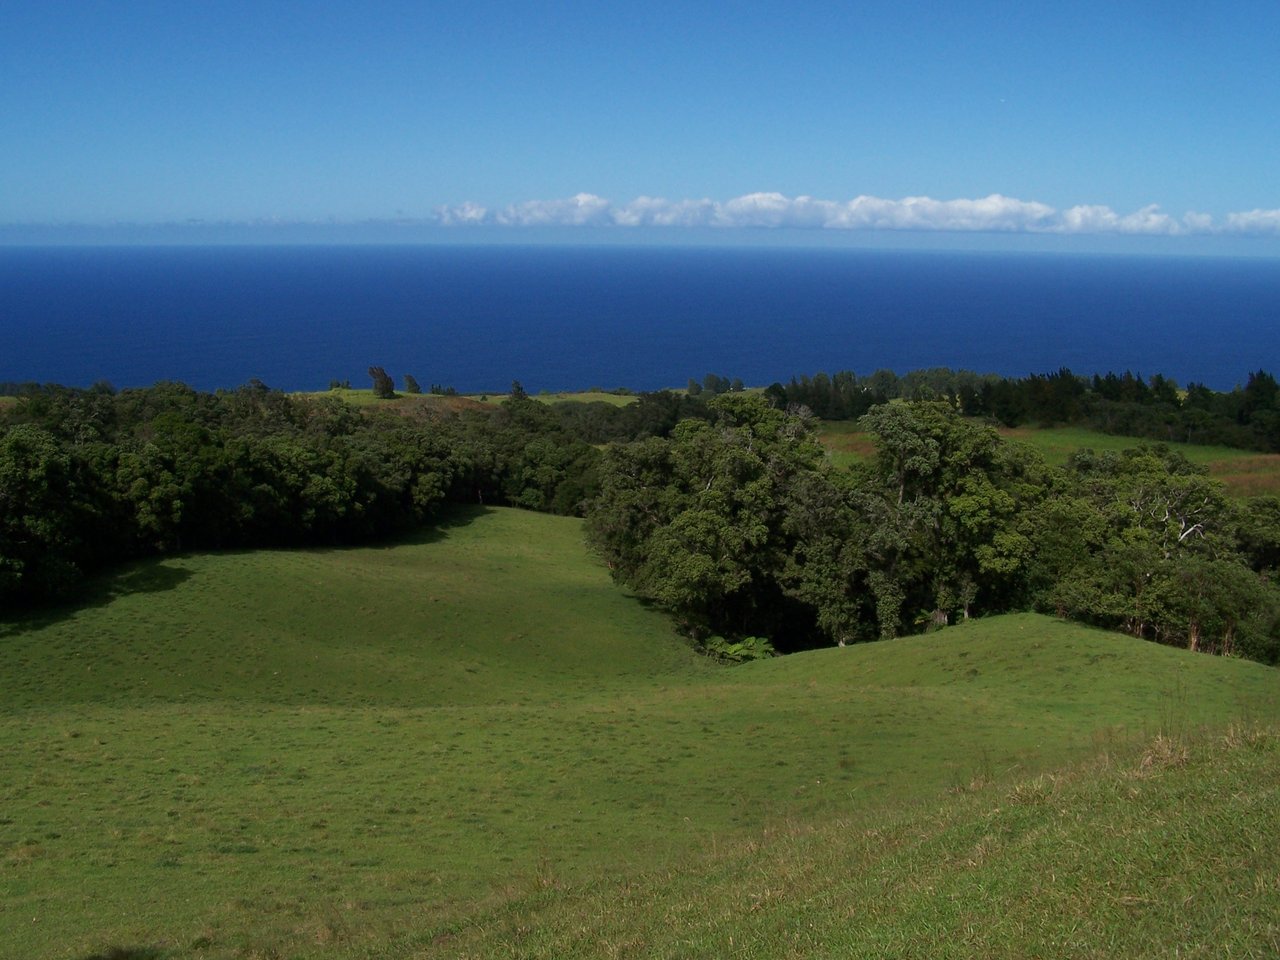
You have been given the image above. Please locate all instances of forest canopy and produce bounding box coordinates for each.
[2,370,1278,663]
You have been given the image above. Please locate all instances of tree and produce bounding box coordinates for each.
[368,366,396,399]
[1230,496,1280,573]
[587,393,826,647]
[403,374,422,395]
[0,425,87,600]
[778,469,872,645]
[1037,446,1278,656]
[856,402,1047,634]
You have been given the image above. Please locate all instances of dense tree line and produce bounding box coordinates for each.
[0,381,606,605]
[0,378,764,607]
[766,367,1280,452]
[4,377,1279,665]
[586,395,1280,663]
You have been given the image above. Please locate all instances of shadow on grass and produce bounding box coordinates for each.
[385,502,495,547]
[0,504,495,637]
[1,504,494,640]
[0,559,194,638]
[304,502,497,553]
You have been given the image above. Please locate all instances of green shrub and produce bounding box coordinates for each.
[702,634,776,663]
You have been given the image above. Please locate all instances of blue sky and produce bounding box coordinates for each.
[4,0,1279,248]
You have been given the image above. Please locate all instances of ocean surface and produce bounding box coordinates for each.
[2,244,1278,393]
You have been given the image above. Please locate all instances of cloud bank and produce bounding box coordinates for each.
[435,192,1280,236]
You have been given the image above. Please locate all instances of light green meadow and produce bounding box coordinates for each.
[2,507,1276,959]
[816,420,1280,496]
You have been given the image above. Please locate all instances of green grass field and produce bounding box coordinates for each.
[816,420,1280,496]
[298,388,637,409]
[3,508,1277,959]
[413,726,1280,959]
[461,390,638,407]
[294,389,493,414]
[998,424,1269,465]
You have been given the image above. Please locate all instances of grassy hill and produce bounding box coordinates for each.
[405,726,1280,959]
[2,507,1276,959]
[297,387,638,409]
[1,508,704,710]
[817,420,1280,496]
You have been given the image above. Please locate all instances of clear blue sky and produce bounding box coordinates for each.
[3,0,1279,247]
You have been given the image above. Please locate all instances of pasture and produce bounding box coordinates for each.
[816,419,1280,496]
[300,387,638,409]
[2,507,1277,959]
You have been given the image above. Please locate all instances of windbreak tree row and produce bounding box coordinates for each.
[764,367,1280,451]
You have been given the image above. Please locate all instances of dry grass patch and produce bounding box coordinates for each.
[1206,454,1280,496]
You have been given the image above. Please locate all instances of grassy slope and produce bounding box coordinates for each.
[2,508,1277,959]
[294,389,492,414]
[297,388,638,408]
[419,728,1280,959]
[816,420,1280,496]
[1,509,700,710]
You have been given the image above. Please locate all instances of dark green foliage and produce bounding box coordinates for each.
[854,402,1050,636]
[1230,495,1280,573]
[772,365,1280,453]
[368,365,396,398]
[4,371,1278,662]
[0,380,607,606]
[442,390,604,513]
[0,424,87,598]
[700,372,733,395]
[403,373,422,394]
[586,397,1279,662]
[1036,447,1280,661]
[547,390,712,445]
[701,634,775,662]
[588,393,827,648]
[588,399,1052,647]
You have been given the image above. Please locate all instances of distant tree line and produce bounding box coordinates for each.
[762,367,1280,452]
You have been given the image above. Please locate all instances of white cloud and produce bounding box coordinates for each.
[1223,208,1280,234]
[838,194,1057,231]
[1054,203,1185,235]
[495,192,614,226]
[1182,211,1214,232]
[435,200,488,225]
[1117,204,1184,235]
[714,192,837,228]
[433,193,1280,237]
[614,196,718,227]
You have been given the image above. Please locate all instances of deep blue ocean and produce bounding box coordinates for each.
[2,244,1278,393]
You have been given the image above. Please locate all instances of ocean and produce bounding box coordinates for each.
[2,244,1278,393]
